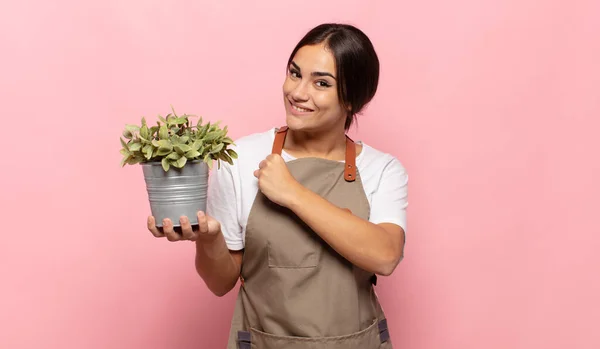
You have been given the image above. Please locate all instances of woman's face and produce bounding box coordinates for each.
[282,43,347,132]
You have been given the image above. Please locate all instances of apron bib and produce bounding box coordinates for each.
[226,126,392,349]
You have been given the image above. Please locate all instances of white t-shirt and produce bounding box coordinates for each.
[206,128,408,251]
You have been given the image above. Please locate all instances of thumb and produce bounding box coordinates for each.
[207,217,221,235]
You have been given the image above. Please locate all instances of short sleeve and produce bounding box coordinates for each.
[368,157,408,232]
[205,162,244,250]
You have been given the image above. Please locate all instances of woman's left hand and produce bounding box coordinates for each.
[254,154,301,207]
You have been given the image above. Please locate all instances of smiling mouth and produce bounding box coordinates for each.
[292,105,313,112]
[289,100,314,113]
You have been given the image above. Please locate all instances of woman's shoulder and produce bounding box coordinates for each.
[358,142,407,174]
[225,127,275,169]
[232,127,275,149]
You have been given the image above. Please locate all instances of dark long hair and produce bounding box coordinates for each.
[287,23,380,130]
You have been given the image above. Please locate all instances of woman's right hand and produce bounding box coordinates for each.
[147,211,221,242]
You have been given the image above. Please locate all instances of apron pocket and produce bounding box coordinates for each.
[249,318,382,349]
[267,239,320,268]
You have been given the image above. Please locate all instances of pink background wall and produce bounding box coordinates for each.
[1,0,598,348]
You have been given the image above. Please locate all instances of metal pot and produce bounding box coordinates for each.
[141,160,209,228]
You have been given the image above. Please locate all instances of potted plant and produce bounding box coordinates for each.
[120,106,237,231]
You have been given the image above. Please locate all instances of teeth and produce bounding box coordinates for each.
[292,105,312,112]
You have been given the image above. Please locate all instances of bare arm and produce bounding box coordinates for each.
[149,213,243,297]
[195,232,243,297]
[289,187,404,276]
[253,154,406,276]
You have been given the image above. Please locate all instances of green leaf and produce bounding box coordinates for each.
[125,124,140,133]
[159,125,169,140]
[196,116,203,129]
[173,117,187,125]
[158,114,167,124]
[179,136,190,144]
[156,140,172,150]
[161,158,170,171]
[120,148,130,156]
[219,152,233,165]
[139,135,151,144]
[120,137,128,149]
[192,140,203,151]
[209,121,221,131]
[185,150,201,158]
[226,148,238,159]
[174,144,192,153]
[126,156,139,165]
[174,156,187,168]
[203,131,220,142]
[167,152,181,160]
[129,143,142,151]
[157,148,171,156]
[122,130,133,139]
[140,125,149,139]
[199,122,210,138]
[222,137,234,144]
[210,143,224,154]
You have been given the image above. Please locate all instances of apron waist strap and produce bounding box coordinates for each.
[378,318,390,342]
[237,330,252,349]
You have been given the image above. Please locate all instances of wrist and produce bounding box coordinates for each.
[195,230,226,260]
[286,182,307,211]
[195,230,221,245]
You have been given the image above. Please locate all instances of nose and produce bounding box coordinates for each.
[291,80,310,102]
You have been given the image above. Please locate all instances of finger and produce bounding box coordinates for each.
[162,218,181,242]
[258,160,267,169]
[179,216,196,241]
[253,169,260,178]
[197,211,209,235]
[147,216,164,238]
[207,216,221,236]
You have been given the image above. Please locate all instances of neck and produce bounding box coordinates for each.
[285,124,347,160]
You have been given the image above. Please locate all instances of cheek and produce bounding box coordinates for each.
[282,77,294,94]
[314,92,342,112]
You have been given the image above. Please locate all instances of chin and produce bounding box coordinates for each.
[285,114,313,131]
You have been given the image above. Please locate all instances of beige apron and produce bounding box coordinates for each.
[227,126,393,349]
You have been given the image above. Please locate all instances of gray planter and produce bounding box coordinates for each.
[141,160,209,229]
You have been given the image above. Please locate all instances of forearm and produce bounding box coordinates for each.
[288,186,404,276]
[194,232,240,296]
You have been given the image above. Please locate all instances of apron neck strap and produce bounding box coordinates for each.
[272,126,289,155]
[272,126,357,182]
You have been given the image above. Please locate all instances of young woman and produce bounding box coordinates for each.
[148,23,408,349]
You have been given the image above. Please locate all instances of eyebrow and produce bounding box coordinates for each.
[290,61,336,80]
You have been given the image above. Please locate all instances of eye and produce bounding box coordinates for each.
[316,80,332,88]
[289,68,301,79]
